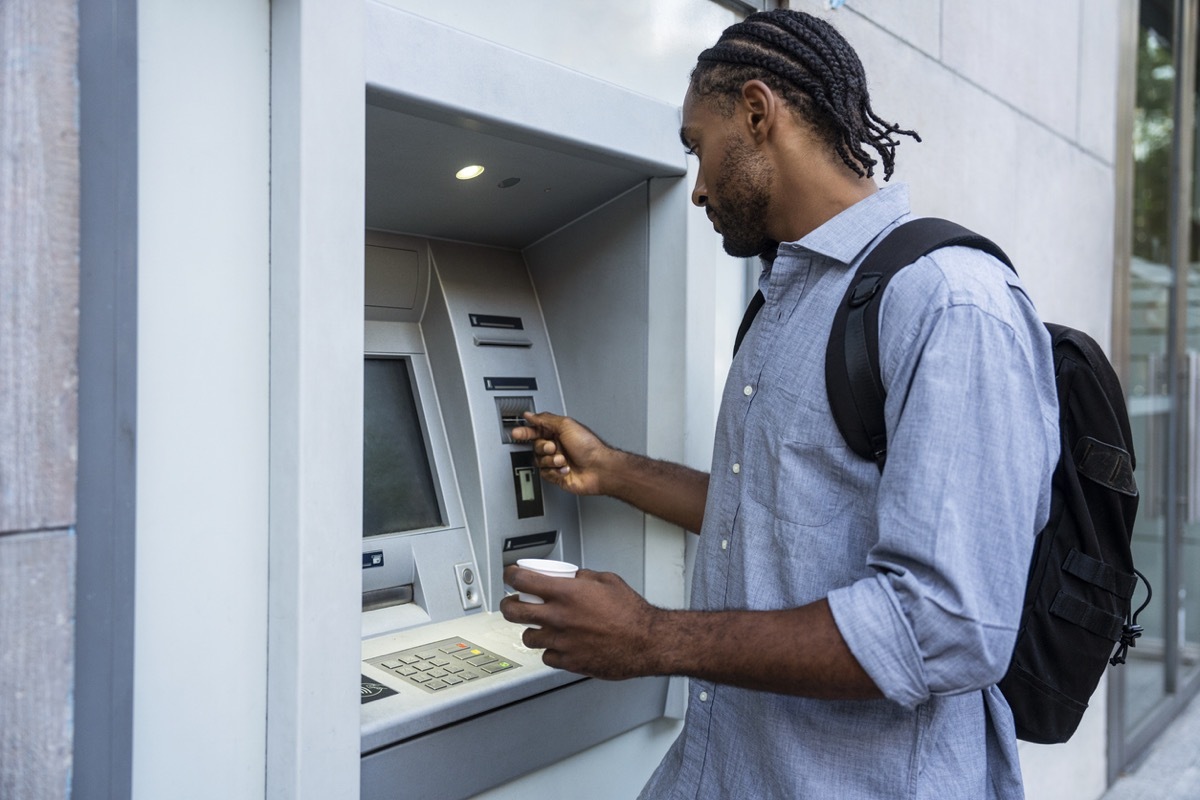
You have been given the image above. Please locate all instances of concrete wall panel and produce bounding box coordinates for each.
[0,530,75,800]
[1078,0,1122,164]
[0,0,80,535]
[943,0,1083,141]
[1012,126,1115,345]
[816,0,942,60]
[0,1,78,798]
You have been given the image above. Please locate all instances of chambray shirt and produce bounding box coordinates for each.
[641,185,1059,800]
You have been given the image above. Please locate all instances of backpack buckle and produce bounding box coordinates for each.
[849,273,882,307]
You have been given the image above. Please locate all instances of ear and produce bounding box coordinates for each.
[738,80,777,145]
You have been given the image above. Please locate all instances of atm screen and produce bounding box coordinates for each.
[363,357,444,536]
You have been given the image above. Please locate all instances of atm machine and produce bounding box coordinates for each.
[358,231,651,798]
[356,13,689,795]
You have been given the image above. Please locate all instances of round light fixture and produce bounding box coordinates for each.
[455,165,485,180]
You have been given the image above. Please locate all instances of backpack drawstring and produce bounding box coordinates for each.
[1110,568,1151,666]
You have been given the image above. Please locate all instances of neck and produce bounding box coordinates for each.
[770,169,877,244]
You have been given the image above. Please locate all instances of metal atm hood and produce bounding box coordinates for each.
[364,4,687,250]
[366,99,660,250]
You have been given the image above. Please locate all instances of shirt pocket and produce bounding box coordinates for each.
[744,382,850,527]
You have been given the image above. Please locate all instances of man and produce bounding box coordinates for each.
[499,9,1058,799]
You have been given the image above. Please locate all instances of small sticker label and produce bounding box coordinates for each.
[361,675,398,704]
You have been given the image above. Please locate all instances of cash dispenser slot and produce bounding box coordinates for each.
[362,584,416,613]
[502,530,558,565]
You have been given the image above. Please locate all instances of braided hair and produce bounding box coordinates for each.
[691,9,919,181]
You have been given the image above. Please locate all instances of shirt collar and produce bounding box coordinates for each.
[777,182,911,267]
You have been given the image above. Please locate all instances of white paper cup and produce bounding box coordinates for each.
[516,558,578,604]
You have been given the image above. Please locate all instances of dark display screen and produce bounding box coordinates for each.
[363,358,444,536]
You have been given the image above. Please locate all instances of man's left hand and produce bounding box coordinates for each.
[499,565,661,681]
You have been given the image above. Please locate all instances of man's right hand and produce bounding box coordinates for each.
[512,410,710,533]
[510,411,613,496]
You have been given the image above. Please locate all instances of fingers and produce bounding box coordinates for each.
[499,567,570,635]
[503,564,567,599]
[498,593,542,628]
[509,414,572,474]
[508,424,538,443]
[510,411,564,441]
[524,410,566,429]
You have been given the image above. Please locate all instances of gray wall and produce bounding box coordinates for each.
[0,1,79,798]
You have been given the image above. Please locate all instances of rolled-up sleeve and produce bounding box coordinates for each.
[828,254,1057,709]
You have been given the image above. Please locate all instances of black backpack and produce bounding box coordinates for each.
[734,217,1148,744]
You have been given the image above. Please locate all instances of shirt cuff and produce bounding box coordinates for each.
[827,574,929,709]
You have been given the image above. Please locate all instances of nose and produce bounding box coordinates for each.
[691,171,707,208]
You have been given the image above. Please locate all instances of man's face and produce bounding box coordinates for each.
[680,88,776,258]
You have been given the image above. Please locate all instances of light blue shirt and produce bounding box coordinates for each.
[641,185,1059,800]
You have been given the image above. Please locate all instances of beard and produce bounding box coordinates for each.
[709,134,776,258]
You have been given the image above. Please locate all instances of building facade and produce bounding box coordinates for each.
[2,1,1193,798]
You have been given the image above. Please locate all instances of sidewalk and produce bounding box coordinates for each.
[1100,690,1200,799]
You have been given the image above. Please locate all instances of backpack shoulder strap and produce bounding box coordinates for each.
[826,217,1014,469]
[734,289,765,357]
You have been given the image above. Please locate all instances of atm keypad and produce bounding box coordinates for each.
[366,637,520,693]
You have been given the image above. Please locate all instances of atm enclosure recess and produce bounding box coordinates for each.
[357,17,689,796]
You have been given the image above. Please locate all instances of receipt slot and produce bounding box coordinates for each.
[357,9,687,798]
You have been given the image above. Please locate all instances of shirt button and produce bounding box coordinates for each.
[732,463,740,474]
[743,385,753,396]
[721,539,729,551]
[699,691,709,702]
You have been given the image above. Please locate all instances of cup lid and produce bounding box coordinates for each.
[517,558,579,573]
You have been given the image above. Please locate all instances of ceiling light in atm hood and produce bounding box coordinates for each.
[455,164,485,180]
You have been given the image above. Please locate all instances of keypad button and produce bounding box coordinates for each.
[367,636,521,694]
